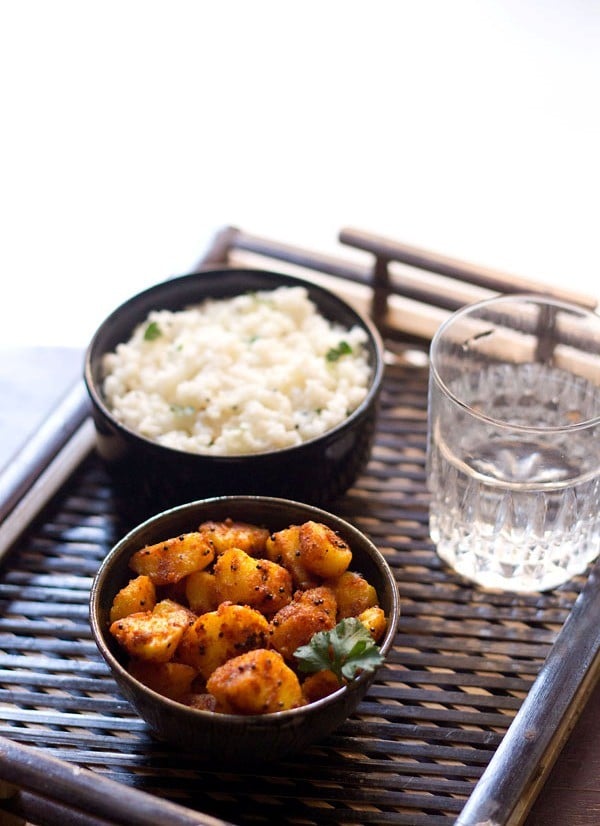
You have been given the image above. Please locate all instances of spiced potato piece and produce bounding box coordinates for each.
[359,605,388,642]
[110,599,195,663]
[302,669,341,703]
[129,660,197,701]
[213,548,292,616]
[298,521,352,579]
[177,602,269,680]
[109,574,156,623]
[327,570,378,619]
[207,649,305,714]
[269,586,337,661]
[265,525,317,590]
[185,570,218,615]
[129,532,215,586]
[198,519,269,557]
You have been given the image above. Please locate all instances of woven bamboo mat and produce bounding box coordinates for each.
[0,348,581,826]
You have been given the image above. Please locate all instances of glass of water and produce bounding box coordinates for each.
[426,293,600,592]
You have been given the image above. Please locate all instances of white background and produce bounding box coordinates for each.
[1,0,599,348]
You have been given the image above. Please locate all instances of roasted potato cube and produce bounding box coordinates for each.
[110,599,195,662]
[129,660,197,700]
[298,521,352,579]
[198,518,269,556]
[269,586,337,661]
[327,570,378,619]
[129,532,215,586]
[213,548,292,616]
[185,570,218,614]
[177,602,269,680]
[265,524,317,590]
[109,575,156,623]
[359,606,388,642]
[302,669,341,703]
[207,649,305,714]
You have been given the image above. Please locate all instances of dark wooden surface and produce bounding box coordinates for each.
[524,678,600,825]
[1,346,600,825]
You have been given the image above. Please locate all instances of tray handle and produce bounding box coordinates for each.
[197,226,597,344]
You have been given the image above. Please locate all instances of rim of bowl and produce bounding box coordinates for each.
[89,495,399,724]
[83,268,385,460]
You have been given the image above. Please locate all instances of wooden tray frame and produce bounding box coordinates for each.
[0,226,599,826]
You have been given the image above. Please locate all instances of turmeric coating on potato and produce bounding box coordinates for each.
[265,525,317,590]
[108,517,388,715]
[198,518,270,557]
[110,599,195,662]
[327,570,378,619]
[298,521,352,579]
[301,669,341,703]
[129,531,215,585]
[129,660,197,700]
[177,602,269,680]
[207,649,305,714]
[185,569,218,614]
[213,547,292,616]
[358,605,387,642]
[269,586,337,661]
[109,574,156,623]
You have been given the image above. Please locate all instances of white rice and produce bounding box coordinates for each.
[101,286,372,455]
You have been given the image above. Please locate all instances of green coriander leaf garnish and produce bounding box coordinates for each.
[143,321,162,341]
[294,617,384,682]
[326,341,352,362]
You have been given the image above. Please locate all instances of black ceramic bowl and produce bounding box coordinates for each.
[90,496,399,764]
[84,268,384,525]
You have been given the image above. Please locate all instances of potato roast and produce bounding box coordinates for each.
[108,517,387,715]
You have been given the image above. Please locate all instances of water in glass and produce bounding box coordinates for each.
[428,363,600,591]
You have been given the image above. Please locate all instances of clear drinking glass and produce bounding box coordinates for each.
[426,294,600,592]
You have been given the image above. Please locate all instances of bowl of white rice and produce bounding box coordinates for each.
[84,268,384,523]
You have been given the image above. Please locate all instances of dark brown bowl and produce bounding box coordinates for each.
[83,268,384,526]
[89,496,399,764]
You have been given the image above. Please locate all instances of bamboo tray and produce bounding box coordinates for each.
[1,227,599,826]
